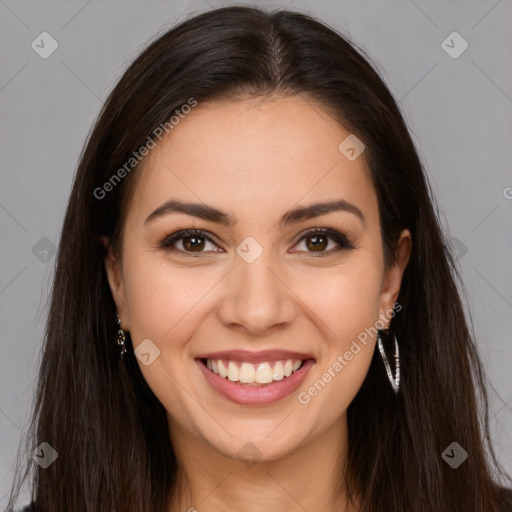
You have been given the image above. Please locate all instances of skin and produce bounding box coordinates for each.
[102,95,412,512]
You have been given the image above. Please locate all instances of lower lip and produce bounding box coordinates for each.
[196,358,315,406]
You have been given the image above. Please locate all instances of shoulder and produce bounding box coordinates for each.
[499,486,512,511]
[14,504,34,512]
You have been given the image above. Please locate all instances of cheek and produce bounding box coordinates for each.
[122,250,203,349]
[121,252,209,416]
[293,261,383,423]
[294,258,383,344]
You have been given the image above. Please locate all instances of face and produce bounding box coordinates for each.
[103,95,411,463]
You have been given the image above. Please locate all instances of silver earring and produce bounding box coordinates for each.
[115,314,127,359]
[377,329,400,393]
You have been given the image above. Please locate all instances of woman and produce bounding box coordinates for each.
[7,5,512,512]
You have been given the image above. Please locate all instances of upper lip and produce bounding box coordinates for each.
[196,349,315,364]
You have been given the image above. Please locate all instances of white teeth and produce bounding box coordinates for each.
[205,358,305,384]
[272,361,284,381]
[217,360,228,378]
[227,361,239,382]
[239,362,255,383]
[255,362,273,384]
[284,360,293,377]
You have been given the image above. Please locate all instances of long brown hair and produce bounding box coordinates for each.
[6,5,512,511]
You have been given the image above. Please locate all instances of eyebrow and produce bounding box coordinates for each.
[144,198,366,229]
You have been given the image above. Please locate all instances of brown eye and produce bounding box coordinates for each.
[292,228,354,255]
[159,227,354,257]
[304,233,329,252]
[160,229,221,254]
[181,234,206,252]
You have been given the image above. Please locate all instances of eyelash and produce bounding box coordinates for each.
[158,227,355,257]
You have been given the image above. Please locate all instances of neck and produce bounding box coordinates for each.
[167,413,358,512]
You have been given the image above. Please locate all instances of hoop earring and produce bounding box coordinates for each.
[377,329,400,394]
[115,314,127,359]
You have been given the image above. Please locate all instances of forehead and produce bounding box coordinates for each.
[126,95,378,229]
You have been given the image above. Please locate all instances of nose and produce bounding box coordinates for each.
[216,247,297,336]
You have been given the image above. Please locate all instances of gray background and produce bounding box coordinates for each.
[1,0,511,507]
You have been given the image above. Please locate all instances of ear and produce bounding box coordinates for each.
[99,236,129,330]
[378,229,412,324]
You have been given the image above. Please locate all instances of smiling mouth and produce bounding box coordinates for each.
[199,357,308,386]
[196,357,316,406]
